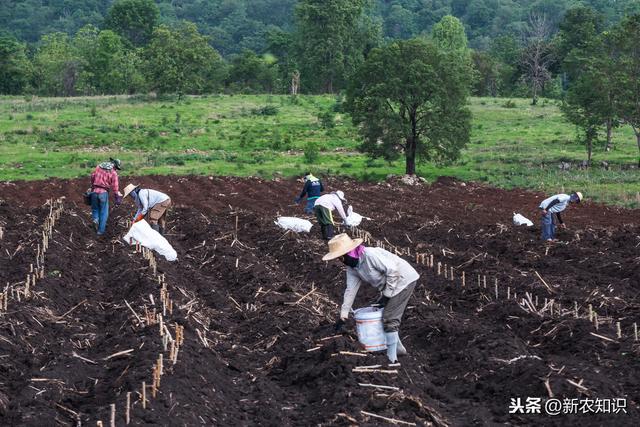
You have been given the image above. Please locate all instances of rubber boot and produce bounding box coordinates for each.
[385,331,399,363]
[397,338,407,356]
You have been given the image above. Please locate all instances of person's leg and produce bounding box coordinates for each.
[97,193,109,235]
[90,192,100,231]
[315,206,333,240]
[304,199,314,214]
[541,213,553,241]
[550,215,556,240]
[382,281,417,362]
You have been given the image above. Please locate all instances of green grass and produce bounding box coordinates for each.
[0,94,638,207]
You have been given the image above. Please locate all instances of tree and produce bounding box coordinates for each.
[104,0,160,47]
[520,13,553,105]
[346,38,472,175]
[471,50,501,96]
[294,0,368,93]
[227,49,279,93]
[611,14,640,166]
[32,32,80,96]
[0,34,31,94]
[557,6,603,80]
[432,15,469,55]
[144,22,226,94]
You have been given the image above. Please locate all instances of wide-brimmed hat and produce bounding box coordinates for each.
[335,190,346,201]
[110,158,122,170]
[322,233,363,261]
[574,191,583,202]
[122,183,139,198]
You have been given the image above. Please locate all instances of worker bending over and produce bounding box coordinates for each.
[539,191,583,241]
[295,172,324,214]
[313,190,348,241]
[323,234,419,363]
[123,184,172,235]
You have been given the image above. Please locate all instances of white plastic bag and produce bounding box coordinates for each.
[275,216,313,233]
[123,219,178,261]
[513,212,534,227]
[344,205,369,227]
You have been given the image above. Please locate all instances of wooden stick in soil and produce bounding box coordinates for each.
[634,323,638,341]
[444,265,447,279]
[588,304,593,322]
[437,262,441,276]
[151,366,157,398]
[461,271,465,287]
[483,275,487,289]
[494,279,498,299]
[110,404,115,427]
[360,411,416,426]
[574,302,578,318]
[97,422,103,427]
[616,322,622,339]
[126,392,131,425]
[142,382,146,409]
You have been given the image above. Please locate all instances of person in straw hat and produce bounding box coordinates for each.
[539,191,583,242]
[323,233,419,363]
[122,184,172,235]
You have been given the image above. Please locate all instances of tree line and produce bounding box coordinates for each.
[2,0,640,98]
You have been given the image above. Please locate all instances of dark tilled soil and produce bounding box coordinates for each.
[0,176,639,426]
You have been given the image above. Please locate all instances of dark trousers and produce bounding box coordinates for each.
[314,206,334,240]
[383,281,417,332]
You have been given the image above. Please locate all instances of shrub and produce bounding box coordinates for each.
[304,141,320,163]
[251,105,279,116]
[502,99,517,108]
[318,110,335,129]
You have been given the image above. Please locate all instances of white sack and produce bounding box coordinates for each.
[275,216,313,233]
[123,219,178,261]
[513,212,534,227]
[344,205,370,227]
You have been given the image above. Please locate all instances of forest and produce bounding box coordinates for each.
[1,0,640,96]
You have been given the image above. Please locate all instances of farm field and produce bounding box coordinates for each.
[0,95,639,207]
[0,175,638,425]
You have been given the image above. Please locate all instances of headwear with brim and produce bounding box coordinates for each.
[110,158,122,170]
[335,190,346,201]
[574,191,583,202]
[123,183,139,199]
[322,233,364,261]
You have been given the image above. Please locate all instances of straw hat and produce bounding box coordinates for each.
[574,191,583,202]
[335,190,346,201]
[322,233,363,261]
[122,183,139,199]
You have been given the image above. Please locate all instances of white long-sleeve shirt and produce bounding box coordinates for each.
[132,189,170,217]
[539,194,571,213]
[313,193,347,221]
[340,247,420,319]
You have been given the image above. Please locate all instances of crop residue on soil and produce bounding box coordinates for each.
[0,175,639,426]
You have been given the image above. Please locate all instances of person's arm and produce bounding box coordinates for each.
[319,180,324,193]
[139,190,150,216]
[544,198,561,212]
[340,269,362,319]
[298,181,309,199]
[334,197,348,220]
[555,212,564,225]
[112,171,120,195]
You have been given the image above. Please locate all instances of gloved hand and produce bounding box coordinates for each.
[133,213,144,223]
[114,194,123,206]
[334,318,346,333]
[294,197,301,204]
[372,294,390,308]
[560,223,567,229]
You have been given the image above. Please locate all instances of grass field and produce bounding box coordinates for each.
[0,94,638,207]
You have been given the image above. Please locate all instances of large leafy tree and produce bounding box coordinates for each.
[432,15,468,54]
[346,38,472,175]
[32,32,80,96]
[611,14,640,166]
[294,0,370,93]
[104,0,160,47]
[144,22,226,94]
[227,49,279,93]
[0,34,31,95]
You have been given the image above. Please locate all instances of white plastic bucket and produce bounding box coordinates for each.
[353,307,387,352]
